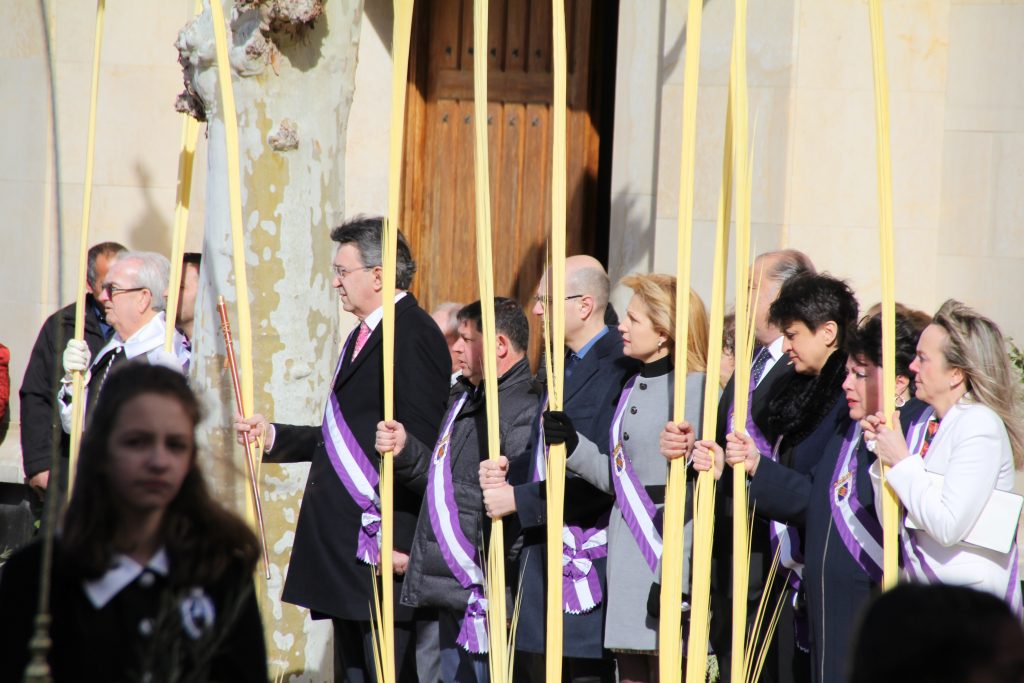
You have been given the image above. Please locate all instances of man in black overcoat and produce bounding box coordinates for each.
[236,218,450,682]
[20,241,125,501]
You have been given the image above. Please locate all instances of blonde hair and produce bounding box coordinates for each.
[620,273,710,373]
[932,299,1024,469]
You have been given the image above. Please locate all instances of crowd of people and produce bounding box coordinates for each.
[0,216,1022,683]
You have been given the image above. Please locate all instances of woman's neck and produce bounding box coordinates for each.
[932,386,968,420]
[806,347,837,376]
[114,511,165,565]
[637,347,670,366]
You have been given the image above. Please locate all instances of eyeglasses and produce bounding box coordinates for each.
[331,265,375,280]
[532,294,584,307]
[103,284,147,298]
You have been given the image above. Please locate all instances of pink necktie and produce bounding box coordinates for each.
[352,321,371,359]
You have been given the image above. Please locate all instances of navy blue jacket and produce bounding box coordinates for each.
[750,398,930,683]
[509,326,639,658]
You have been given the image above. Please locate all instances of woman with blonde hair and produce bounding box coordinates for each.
[867,299,1024,612]
[541,273,707,682]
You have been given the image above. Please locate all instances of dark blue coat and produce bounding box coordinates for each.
[508,326,639,658]
[750,399,931,683]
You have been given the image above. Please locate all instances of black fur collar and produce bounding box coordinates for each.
[766,350,847,445]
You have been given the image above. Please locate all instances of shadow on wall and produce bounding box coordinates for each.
[609,188,657,280]
[129,161,172,255]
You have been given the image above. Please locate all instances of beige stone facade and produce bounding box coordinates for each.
[2,0,1022,678]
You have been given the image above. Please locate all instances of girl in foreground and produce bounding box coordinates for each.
[0,364,267,681]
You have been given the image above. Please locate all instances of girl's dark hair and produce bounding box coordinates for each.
[844,311,924,395]
[849,583,1022,683]
[768,273,859,346]
[63,364,259,586]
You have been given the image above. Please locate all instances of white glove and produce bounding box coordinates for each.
[62,339,92,374]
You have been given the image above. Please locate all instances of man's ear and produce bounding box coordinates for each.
[371,266,384,292]
[495,333,510,359]
[577,294,594,321]
[139,288,154,314]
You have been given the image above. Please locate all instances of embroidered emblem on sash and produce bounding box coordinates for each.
[833,471,852,504]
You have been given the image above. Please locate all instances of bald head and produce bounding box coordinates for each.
[532,255,611,352]
[566,255,610,315]
[750,249,815,346]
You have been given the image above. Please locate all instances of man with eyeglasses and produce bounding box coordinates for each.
[20,241,125,501]
[479,255,638,683]
[234,216,451,683]
[58,251,190,433]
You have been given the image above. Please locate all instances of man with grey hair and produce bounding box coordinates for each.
[432,301,464,385]
[59,251,189,432]
[234,216,451,683]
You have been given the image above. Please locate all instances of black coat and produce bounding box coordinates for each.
[509,326,640,658]
[19,296,109,480]
[0,539,267,682]
[711,349,799,601]
[749,399,931,683]
[708,348,798,682]
[398,358,539,612]
[265,294,451,621]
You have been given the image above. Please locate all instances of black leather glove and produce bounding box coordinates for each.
[542,410,579,454]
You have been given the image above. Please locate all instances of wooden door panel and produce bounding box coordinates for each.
[403,0,610,367]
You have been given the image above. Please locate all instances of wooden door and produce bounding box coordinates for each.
[401,0,617,363]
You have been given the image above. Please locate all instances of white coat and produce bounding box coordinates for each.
[872,399,1019,603]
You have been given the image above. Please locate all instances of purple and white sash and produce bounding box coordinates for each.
[898,407,938,583]
[829,422,884,582]
[532,397,550,483]
[427,392,489,653]
[562,523,610,613]
[1006,546,1023,619]
[322,329,382,565]
[609,377,663,572]
[726,382,802,585]
[532,396,610,613]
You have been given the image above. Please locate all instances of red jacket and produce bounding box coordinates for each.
[0,343,10,421]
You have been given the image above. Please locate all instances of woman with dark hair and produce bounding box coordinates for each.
[0,364,267,681]
[688,310,927,682]
[686,272,858,682]
[866,300,1024,611]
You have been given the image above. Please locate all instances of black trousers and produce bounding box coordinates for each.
[514,651,616,683]
[332,618,416,683]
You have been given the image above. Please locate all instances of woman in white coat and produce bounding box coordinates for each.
[866,299,1024,612]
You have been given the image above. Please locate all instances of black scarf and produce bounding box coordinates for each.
[766,349,847,446]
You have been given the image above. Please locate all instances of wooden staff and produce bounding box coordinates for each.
[684,88,734,683]
[545,0,570,679]
[67,0,106,499]
[660,0,706,676]
[868,0,900,590]
[217,296,270,579]
[470,1,513,679]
